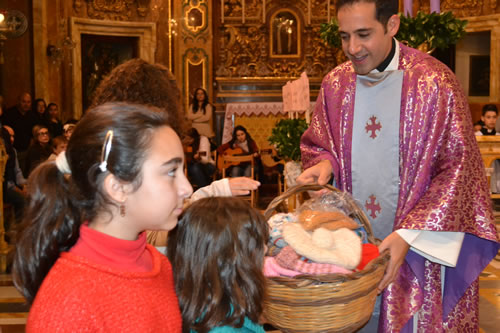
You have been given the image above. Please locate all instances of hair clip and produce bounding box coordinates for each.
[99,130,114,172]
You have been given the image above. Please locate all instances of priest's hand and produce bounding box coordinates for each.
[228,177,261,196]
[377,231,410,294]
[296,159,333,185]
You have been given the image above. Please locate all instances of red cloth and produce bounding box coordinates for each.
[27,232,181,332]
[356,243,380,271]
[70,224,153,272]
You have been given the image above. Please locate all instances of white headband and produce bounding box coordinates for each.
[55,151,71,174]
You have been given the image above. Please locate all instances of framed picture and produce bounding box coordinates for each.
[469,55,490,97]
[81,34,138,112]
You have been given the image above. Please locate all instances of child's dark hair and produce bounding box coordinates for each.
[482,104,498,116]
[51,135,67,150]
[167,197,269,333]
[13,102,171,303]
[91,58,184,135]
[186,127,201,153]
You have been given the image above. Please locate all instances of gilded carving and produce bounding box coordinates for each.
[217,22,337,78]
[74,0,82,13]
[83,0,151,20]
[442,0,483,17]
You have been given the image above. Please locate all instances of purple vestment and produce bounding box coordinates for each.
[301,43,499,332]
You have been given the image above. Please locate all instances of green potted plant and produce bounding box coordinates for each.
[268,118,308,187]
[396,11,468,52]
[319,18,341,49]
[268,118,308,162]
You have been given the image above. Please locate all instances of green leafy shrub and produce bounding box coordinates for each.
[268,119,308,162]
[319,18,341,48]
[396,11,467,50]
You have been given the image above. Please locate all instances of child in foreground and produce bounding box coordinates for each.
[168,197,269,333]
[13,102,192,332]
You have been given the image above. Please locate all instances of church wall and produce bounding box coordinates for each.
[22,0,175,121]
[1,0,34,109]
[1,1,499,119]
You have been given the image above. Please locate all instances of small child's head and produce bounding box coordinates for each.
[168,197,269,332]
[481,104,498,130]
[63,120,77,141]
[51,136,68,156]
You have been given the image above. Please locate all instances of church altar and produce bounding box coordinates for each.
[222,102,314,147]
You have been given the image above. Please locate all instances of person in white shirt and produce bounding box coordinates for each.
[186,88,214,138]
[183,128,216,188]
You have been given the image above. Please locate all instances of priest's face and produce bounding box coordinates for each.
[338,2,399,75]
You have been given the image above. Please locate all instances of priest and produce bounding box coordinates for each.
[297,0,499,331]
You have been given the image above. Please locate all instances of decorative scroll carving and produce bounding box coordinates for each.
[442,0,483,17]
[74,0,82,13]
[216,22,338,78]
[82,0,150,20]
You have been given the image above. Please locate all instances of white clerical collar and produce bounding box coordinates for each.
[371,38,400,73]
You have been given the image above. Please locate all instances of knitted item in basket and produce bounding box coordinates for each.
[282,223,361,270]
[263,256,302,277]
[275,246,352,275]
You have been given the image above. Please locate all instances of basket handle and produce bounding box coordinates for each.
[264,183,376,244]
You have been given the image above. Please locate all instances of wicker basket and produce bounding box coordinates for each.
[263,184,390,333]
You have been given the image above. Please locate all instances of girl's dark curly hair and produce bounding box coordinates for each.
[167,197,269,333]
[91,58,185,135]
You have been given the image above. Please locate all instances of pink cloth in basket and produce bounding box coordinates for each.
[276,246,352,275]
[263,256,302,277]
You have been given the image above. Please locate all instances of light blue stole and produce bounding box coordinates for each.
[351,71,403,240]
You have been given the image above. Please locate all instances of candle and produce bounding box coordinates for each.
[221,0,224,24]
[327,1,330,22]
[242,0,245,24]
[430,0,440,13]
[308,0,311,25]
[404,0,413,16]
[262,0,265,23]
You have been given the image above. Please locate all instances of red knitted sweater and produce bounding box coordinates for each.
[26,245,181,332]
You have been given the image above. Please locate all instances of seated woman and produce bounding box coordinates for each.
[184,128,216,188]
[187,88,214,138]
[24,125,52,175]
[217,125,259,178]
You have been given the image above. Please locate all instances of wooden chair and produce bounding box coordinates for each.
[221,154,256,207]
[260,145,285,195]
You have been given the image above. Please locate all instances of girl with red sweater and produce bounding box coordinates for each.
[13,102,192,332]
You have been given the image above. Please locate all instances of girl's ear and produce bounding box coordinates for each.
[102,174,133,203]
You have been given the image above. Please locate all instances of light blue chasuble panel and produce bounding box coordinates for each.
[351,71,403,240]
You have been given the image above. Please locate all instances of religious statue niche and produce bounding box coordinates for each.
[186,7,204,32]
[270,10,301,58]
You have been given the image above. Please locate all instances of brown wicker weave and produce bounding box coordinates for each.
[263,184,390,333]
